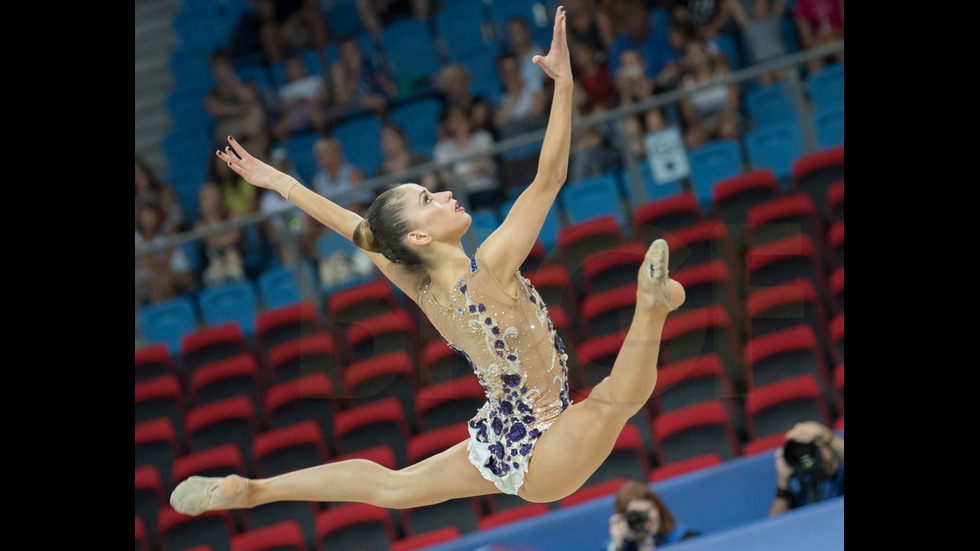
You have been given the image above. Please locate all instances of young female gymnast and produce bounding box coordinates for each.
[171,6,686,515]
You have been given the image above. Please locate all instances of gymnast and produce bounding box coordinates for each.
[171,6,686,515]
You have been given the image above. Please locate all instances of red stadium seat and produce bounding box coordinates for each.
[252,420,329,477]
[190,353,264,414]
[135,418,181,489]
[578,285,637,340]
[632,191,703,244]
[390,527,462,550]
[828,221,844,270]
[407,423,470,464]
[587,422,651,485]
[742,433,788,456]
[263,373,339,448]
[661,305,742,383]
[745,234,827,299]
[135,465,166,543]
[135,374,187,442]
[342,350,418,419]
[662,220,740,276]
[746,193,823,253]
[267,331,339,386]
[580,241,646,296]
[315,503,396,550]
[829,267,844,316]
[477,503,550,531]
[180,322,250,377]
[745,279,828,347]
[743,325,830,392]
[829,313,844,366]
[135,516,151,551]
[652,400,740,465]
[333,397,411,467]
[344,309,418,367]
[415,377,486,432]
[157,507,234,551]
[671,260,743,328]
[185,396,260,466]
[254,301,323,364]
[833,363,844,417]
[744,374,830,440]
[230,520,305,551]
[711,168,781,253]
[559,478,627,508]
[171,444,247,491]
[136,343,177,383]
[827,180,844,224]
[557,214,627,277]
[791,144,844,223]
[651,354,736,417]
[649,452,723,482]
[421,339,471,386]
[575,330,628,390]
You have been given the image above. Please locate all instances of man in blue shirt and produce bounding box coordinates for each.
[607,0,680,83]
[770,421,845,515]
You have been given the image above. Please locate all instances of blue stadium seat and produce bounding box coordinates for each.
[434,0,497,62]
[807,63,844,110]
[464,210,500,254]
[380,18,444,94]
[197,280,258,340]
[172,11,225,52]
[458,48,504,103]
[745,121,804,182]
[388,97,443,157]
[165,89,213,136]
[281,132,321,185]
[258,262,318,310]
[745,81,797,129]
[235,65,277,112]
[498,198,561,253]
[620,165,682,205]
[687,139,745,211]
[162,129,212,181]
[169,49,215,91]
[331,115,384,176]
[139,296,198,357]
[812,102,844,150]
[560,173,628,227]
[324,0,366,38]
[714,33,742,70]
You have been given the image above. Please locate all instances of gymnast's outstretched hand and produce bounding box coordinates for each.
[532,6,571,84]
[216,136,297,199]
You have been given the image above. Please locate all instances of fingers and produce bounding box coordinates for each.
[216,147,243,168]
[226,135,253,162]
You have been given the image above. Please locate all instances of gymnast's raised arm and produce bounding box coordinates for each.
[215,137,424,299]
[478,6,573,288]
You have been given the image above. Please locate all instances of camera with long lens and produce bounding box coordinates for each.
[625,509,650,534]
[783,439,825,504]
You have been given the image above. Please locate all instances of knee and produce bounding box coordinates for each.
[584,377,645,423]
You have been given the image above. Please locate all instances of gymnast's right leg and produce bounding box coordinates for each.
[170,439,501,515]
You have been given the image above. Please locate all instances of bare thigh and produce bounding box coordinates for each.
[517,391,632,503]
[393,439,502,507]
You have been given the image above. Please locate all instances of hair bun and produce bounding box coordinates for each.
[353,219,384,255]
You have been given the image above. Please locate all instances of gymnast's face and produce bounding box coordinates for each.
[397,183,471,245]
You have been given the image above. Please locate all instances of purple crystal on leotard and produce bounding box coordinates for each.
[491,417,503,435]
[529,295,536,304]
[500,401,514,415]
[520,443,532,456]
[459,283,467,294]
[517,402,532,414]
[478,303,486,312]
[468,305,477,313]
[494,340,504,349]
[508,422,527,441]
[523,415,535,424]
[492,326,500,335]
[529,428,540,438]
[485,318,492,325]
[507,354,517,362]
[501,374,521,388]
[489,443,504,459]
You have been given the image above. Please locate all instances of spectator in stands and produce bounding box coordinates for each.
[792,0,844,72]
[770,421,844,516]
[195,182,248,287]
[493,51,548,137]
[605,480,701,550]
[570,39,615,108]
[505,16,550,91]
[259,147,308,265]
[568,79,618,182]
[205,49,270,152]
[613,49,670,161]
[667,0,743,64]
[607,0,679,87]
[311,136,374,214]
[211,146,261,217]
[433,104,501,212]
[356,0,430,39]
[668,18,726,72]
[678,39,740,148]
[436,63,495,136]
[377,123,440,191]
[330,36,399,115]
[254,0,330,62]
[565,0,616,54]
[135,156,185,235]
[730,0,789,84]
[271,53,332,142]
[135,200,195,304]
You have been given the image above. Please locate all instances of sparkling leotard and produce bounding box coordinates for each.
[418,250,573,494]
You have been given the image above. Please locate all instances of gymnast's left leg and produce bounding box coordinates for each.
[170,440,500,515]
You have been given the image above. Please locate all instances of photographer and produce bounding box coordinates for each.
[770,421,845,516]
[605,480,701,550]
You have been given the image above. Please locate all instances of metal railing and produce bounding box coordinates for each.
[136,40,843,342]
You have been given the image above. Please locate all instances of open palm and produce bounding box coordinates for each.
[532,6,571,82]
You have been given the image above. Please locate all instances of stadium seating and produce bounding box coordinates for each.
[652,400,741,465]
[744,374,831,440]
[687,139,745,211]
[632,191,703,244]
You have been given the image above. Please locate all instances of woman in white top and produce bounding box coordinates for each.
[679,39,740,149]
[434,104,501,211]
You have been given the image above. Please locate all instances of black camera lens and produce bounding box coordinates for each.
[625,510,649,532]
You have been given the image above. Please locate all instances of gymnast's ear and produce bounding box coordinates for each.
[406,230,431,246]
